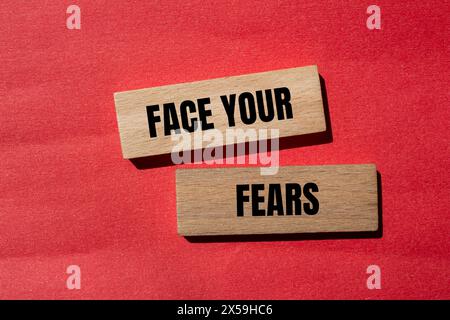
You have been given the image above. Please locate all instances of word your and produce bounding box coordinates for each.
[236,183,319,216]
[146,87,292,138]
[171,126,279,175]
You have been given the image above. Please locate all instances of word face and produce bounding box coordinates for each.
[236,183,319,216]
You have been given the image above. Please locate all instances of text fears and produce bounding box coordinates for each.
[236,183,319,217]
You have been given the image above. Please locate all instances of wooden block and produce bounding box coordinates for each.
[176,164,378,236]
[114,65,325,159]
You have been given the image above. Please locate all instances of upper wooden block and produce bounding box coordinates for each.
[114,65,325,159]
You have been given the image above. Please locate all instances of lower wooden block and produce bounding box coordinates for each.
[176,164,378,236]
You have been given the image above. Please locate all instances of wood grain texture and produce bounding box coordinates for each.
[176,164,378,236]
[114,65,325,159]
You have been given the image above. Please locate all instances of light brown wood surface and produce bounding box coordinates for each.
[176,164,378,236]
[114,65,325,159]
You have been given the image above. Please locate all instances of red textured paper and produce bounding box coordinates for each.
[0,1,448,299]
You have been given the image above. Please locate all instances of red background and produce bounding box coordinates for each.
[0,1,449,299]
